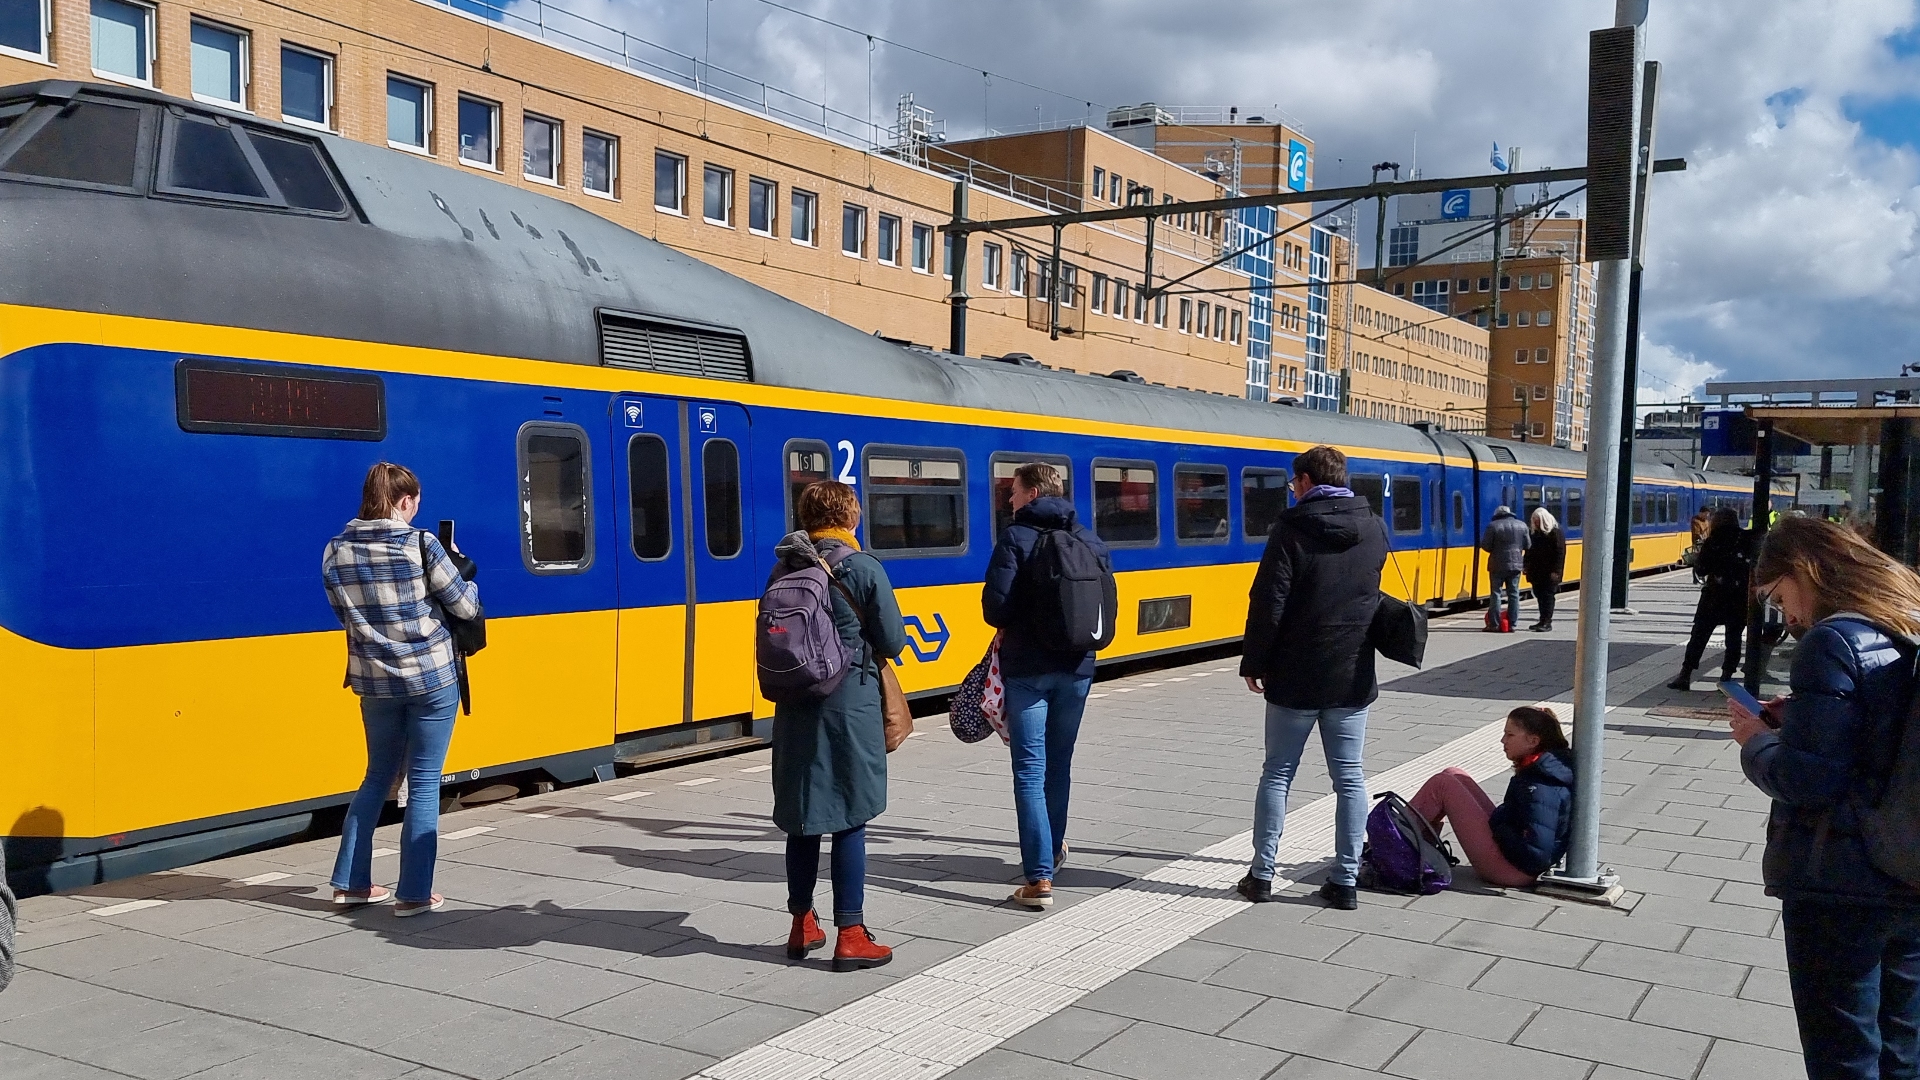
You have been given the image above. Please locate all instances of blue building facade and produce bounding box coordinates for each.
[1303,226,1338,411]
[1234,205,1276,402]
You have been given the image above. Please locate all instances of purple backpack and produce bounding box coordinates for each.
[756,546,857,704]
[1358,792,1456,895]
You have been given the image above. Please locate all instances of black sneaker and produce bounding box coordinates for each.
[1236,874,1273,903]
[1318,881,1358,910]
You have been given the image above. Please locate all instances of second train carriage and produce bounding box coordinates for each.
[0,80,1770,888]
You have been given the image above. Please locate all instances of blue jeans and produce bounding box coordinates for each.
[1251,703,1369,884]
[1005,671,1092,883]
[1492,572,1522,629]
[330,681,460,903]
[787,826,866,928]
[1782,897,1920,1080]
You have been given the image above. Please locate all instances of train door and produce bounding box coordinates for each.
[608,395,757,733]
[1443,467,1475,600]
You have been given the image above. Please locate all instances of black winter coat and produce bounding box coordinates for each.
[1488,748,1576,876]
[982,497,1111,679]
[1240,494,1389,709]
[1742,616,1920,905]
[1523,527,1566,588]
[1693,528,1751,622]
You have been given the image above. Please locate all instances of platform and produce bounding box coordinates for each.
[1,571,1801,1080]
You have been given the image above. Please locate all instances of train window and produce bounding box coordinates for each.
[1632,491,1645,526]
[702,439,743,559]
[248,130,347,213]
[163,113,268,200]
[1242,468,1290,540]
[1545,486,1563,522]
[518,424,593,573]
[0,100,144,190]
[784,439,831,533]
[1667,492,1680,524]
[1138,595,1193,634]
[1452,491,1466,533]
[628,434,672,561]
[1391,476,1423,534]
[1093,460,1159,546]
[175,358,384,439]
[991,453,1072,539]
[1566,487,1583,529]
[1350,475,1385,518]
[1522,484,1543,523]
[1174,464,1230,543]
[864,447,966,554]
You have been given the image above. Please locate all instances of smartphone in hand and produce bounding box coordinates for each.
[1720,680,1780,727]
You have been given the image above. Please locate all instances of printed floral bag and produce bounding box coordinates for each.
[949,642,1007,744]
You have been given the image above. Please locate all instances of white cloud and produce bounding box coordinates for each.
[1637,341,1724,402]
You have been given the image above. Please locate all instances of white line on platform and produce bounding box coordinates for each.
[605,791,654,802]
[907,731,927,739]
[678,777,720,787]
[370,848,397,859]
[233,872,291,887]
[526,813,553,819]
[739,765,773,774]
[89,899,168,917]
[441,826,496,841]
[693,706,1568,1080]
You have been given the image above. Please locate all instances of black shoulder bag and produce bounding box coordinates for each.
[418,532,486,715]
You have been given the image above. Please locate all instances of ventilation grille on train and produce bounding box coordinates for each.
[598,312,752,382]
[1489,445,1518,464]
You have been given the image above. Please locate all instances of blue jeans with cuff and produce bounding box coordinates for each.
[331,681,460,904]
[1005,670,1092,884]
[786,826,867,928]
[1250,703,1370,885]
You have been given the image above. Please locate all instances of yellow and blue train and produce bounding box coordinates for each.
[0,81,1783,890]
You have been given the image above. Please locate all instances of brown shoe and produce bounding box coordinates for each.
[831,925,892,972]
[1011,880,1054,909]
[787,910,827,960]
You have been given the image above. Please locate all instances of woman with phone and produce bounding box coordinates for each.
[1731,517,1920,1080]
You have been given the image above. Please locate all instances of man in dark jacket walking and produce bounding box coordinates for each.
[1238,445,1388,910]
[983,463,1113,911]
[1480,506,1530,633]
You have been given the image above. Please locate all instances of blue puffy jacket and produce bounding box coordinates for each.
[1489,748,1575,876]
[982,497,1111,679]
[1741,616,1920,905]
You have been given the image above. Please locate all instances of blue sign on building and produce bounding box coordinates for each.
[1440,189,1471,220]
[1287,140,1308,192]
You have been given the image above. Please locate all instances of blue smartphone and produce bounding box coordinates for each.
[1719,679,1763,715]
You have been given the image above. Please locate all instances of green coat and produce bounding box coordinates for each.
[769,534,908,837]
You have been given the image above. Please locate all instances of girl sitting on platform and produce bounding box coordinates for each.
[1408,706,1574,888]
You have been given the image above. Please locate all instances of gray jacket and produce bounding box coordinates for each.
[1480,509,1531,576]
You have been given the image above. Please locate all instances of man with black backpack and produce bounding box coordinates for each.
[983,462,1118,910]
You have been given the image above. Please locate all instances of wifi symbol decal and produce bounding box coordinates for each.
[623,403,643,427]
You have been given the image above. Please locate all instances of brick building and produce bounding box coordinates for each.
[1323,232,1491,432]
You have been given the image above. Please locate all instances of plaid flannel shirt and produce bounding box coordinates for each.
[323,518,481,698]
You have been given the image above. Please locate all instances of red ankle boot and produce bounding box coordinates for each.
[786,910,826,960]
[832,924,892,972]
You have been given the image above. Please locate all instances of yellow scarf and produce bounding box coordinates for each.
[809,528,861,551]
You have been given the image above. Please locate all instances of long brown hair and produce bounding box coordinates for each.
[1755,516,1920,637]
[360,461,420,520]
[1508,706,1570,755]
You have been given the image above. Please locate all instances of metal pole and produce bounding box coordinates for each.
[1612,59,1662,609]
[1745,420,1776,696]
[1561,0,1646,887]
[1049,224,1064,342]
[947,181,971,356]
[1143,215,1156,302]
[1373,195,1387,288]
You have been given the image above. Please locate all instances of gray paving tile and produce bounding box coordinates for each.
[1326,934,1498,988]
[1632,985,1800,1052]
[500,1033,711,1080]
[1206,947,1388,1012]
[561,979,748,1040]
[1271,1056,1388,1080]
[1696,1037,1806,1080]
[62,1012,277,1080]
[1077,970,1264,1035]
[0,970,112,1022]
[1351,974,1537,1041]
[1534,907,1690,951]
[1681,928,1788,970]
[0,1042,133,1079]
[1080,1021,1286,1080]
[1739,966,1794,1007]
[1515,1006,1711,1078]
[1219,996,1419,1069]
[1000,1006,1134,1064]
[1195,907,1359,962]
[947,1048,1122,1079]
[1382,1028,1590,1080]
[1137,940,1243,983]
[182,1032,421,1080]
[1631,895,1777,936]
[452,957,650,1017]
[1580,940,1749,994]
[1473,956,1649,1018]
[1434,919,1598,968]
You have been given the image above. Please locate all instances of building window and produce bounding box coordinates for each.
[878,213,902,265]
[841,203,866,256]
[1457,278,1471,294]
[747,176,775,234]
[1514,386,1526,401]
[457,96,498,168]
[523,113,559,183]
[1,0,50,60]
[654,151,686,213]
[1090,274,1107,314]
[982,242,1003,289]
[1532,422,1546,438]
[1537,310,1552,327]
[1091,166,1105,201]
[1516,311,1531,327]
[702,163,732,225]
[280,46,332,129]
[92,0,154,84]
[1113,280,1130,319]
[1500,274,1512,290]
[1518,274,1533,289]
[385,75,431,151]
[1535,347,1549,363]
[1214,305,1228,340]
[1179,298,1193,333]
[1534,385,1548,400]
[1109,173,1122,203]
[1011,249,1027,295]
[943,233,953,279]
[1231,310,1243,345]
[1538,271,1555,289]
[1154,293,1168,328]
[1497,312,1510,328]
[190,21,248,108]
[583,131,617,197]
[1514,349,1528,364]
[790,188,816,243]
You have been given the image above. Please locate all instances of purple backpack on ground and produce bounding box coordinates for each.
[1358,792,1456,895]
[756,544,857,704]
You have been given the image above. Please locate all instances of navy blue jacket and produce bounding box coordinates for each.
[1488,748,1575,877]
[982,497,1110,679]
[1742,616,1920,905]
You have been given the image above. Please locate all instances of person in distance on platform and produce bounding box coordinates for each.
[770,481,906,971]
[1524,507,1566,633]
[982,462,1114,911]
[1238,445,1387,910]
[1408,707,1573,889]
[1730,517,1920,1080]
[1668,508,1750,691]
[1480,505,1529,633]
[323,462,479,918]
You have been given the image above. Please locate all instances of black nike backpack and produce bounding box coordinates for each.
[1022,528,1119,653]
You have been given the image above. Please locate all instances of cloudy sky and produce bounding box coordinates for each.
[523,0,1919,401]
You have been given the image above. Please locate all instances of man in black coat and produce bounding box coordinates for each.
[1238,445,1388,910]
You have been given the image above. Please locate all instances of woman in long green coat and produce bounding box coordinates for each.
[771,481,907,972]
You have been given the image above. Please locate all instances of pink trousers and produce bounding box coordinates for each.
[1409,768,1538,888]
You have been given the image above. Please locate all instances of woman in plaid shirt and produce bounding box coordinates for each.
[323,462,480,917]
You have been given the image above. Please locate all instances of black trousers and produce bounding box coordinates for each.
[1782,897,1920,1080]
[1682,591,1745,676]
[1530,579,1556,624]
